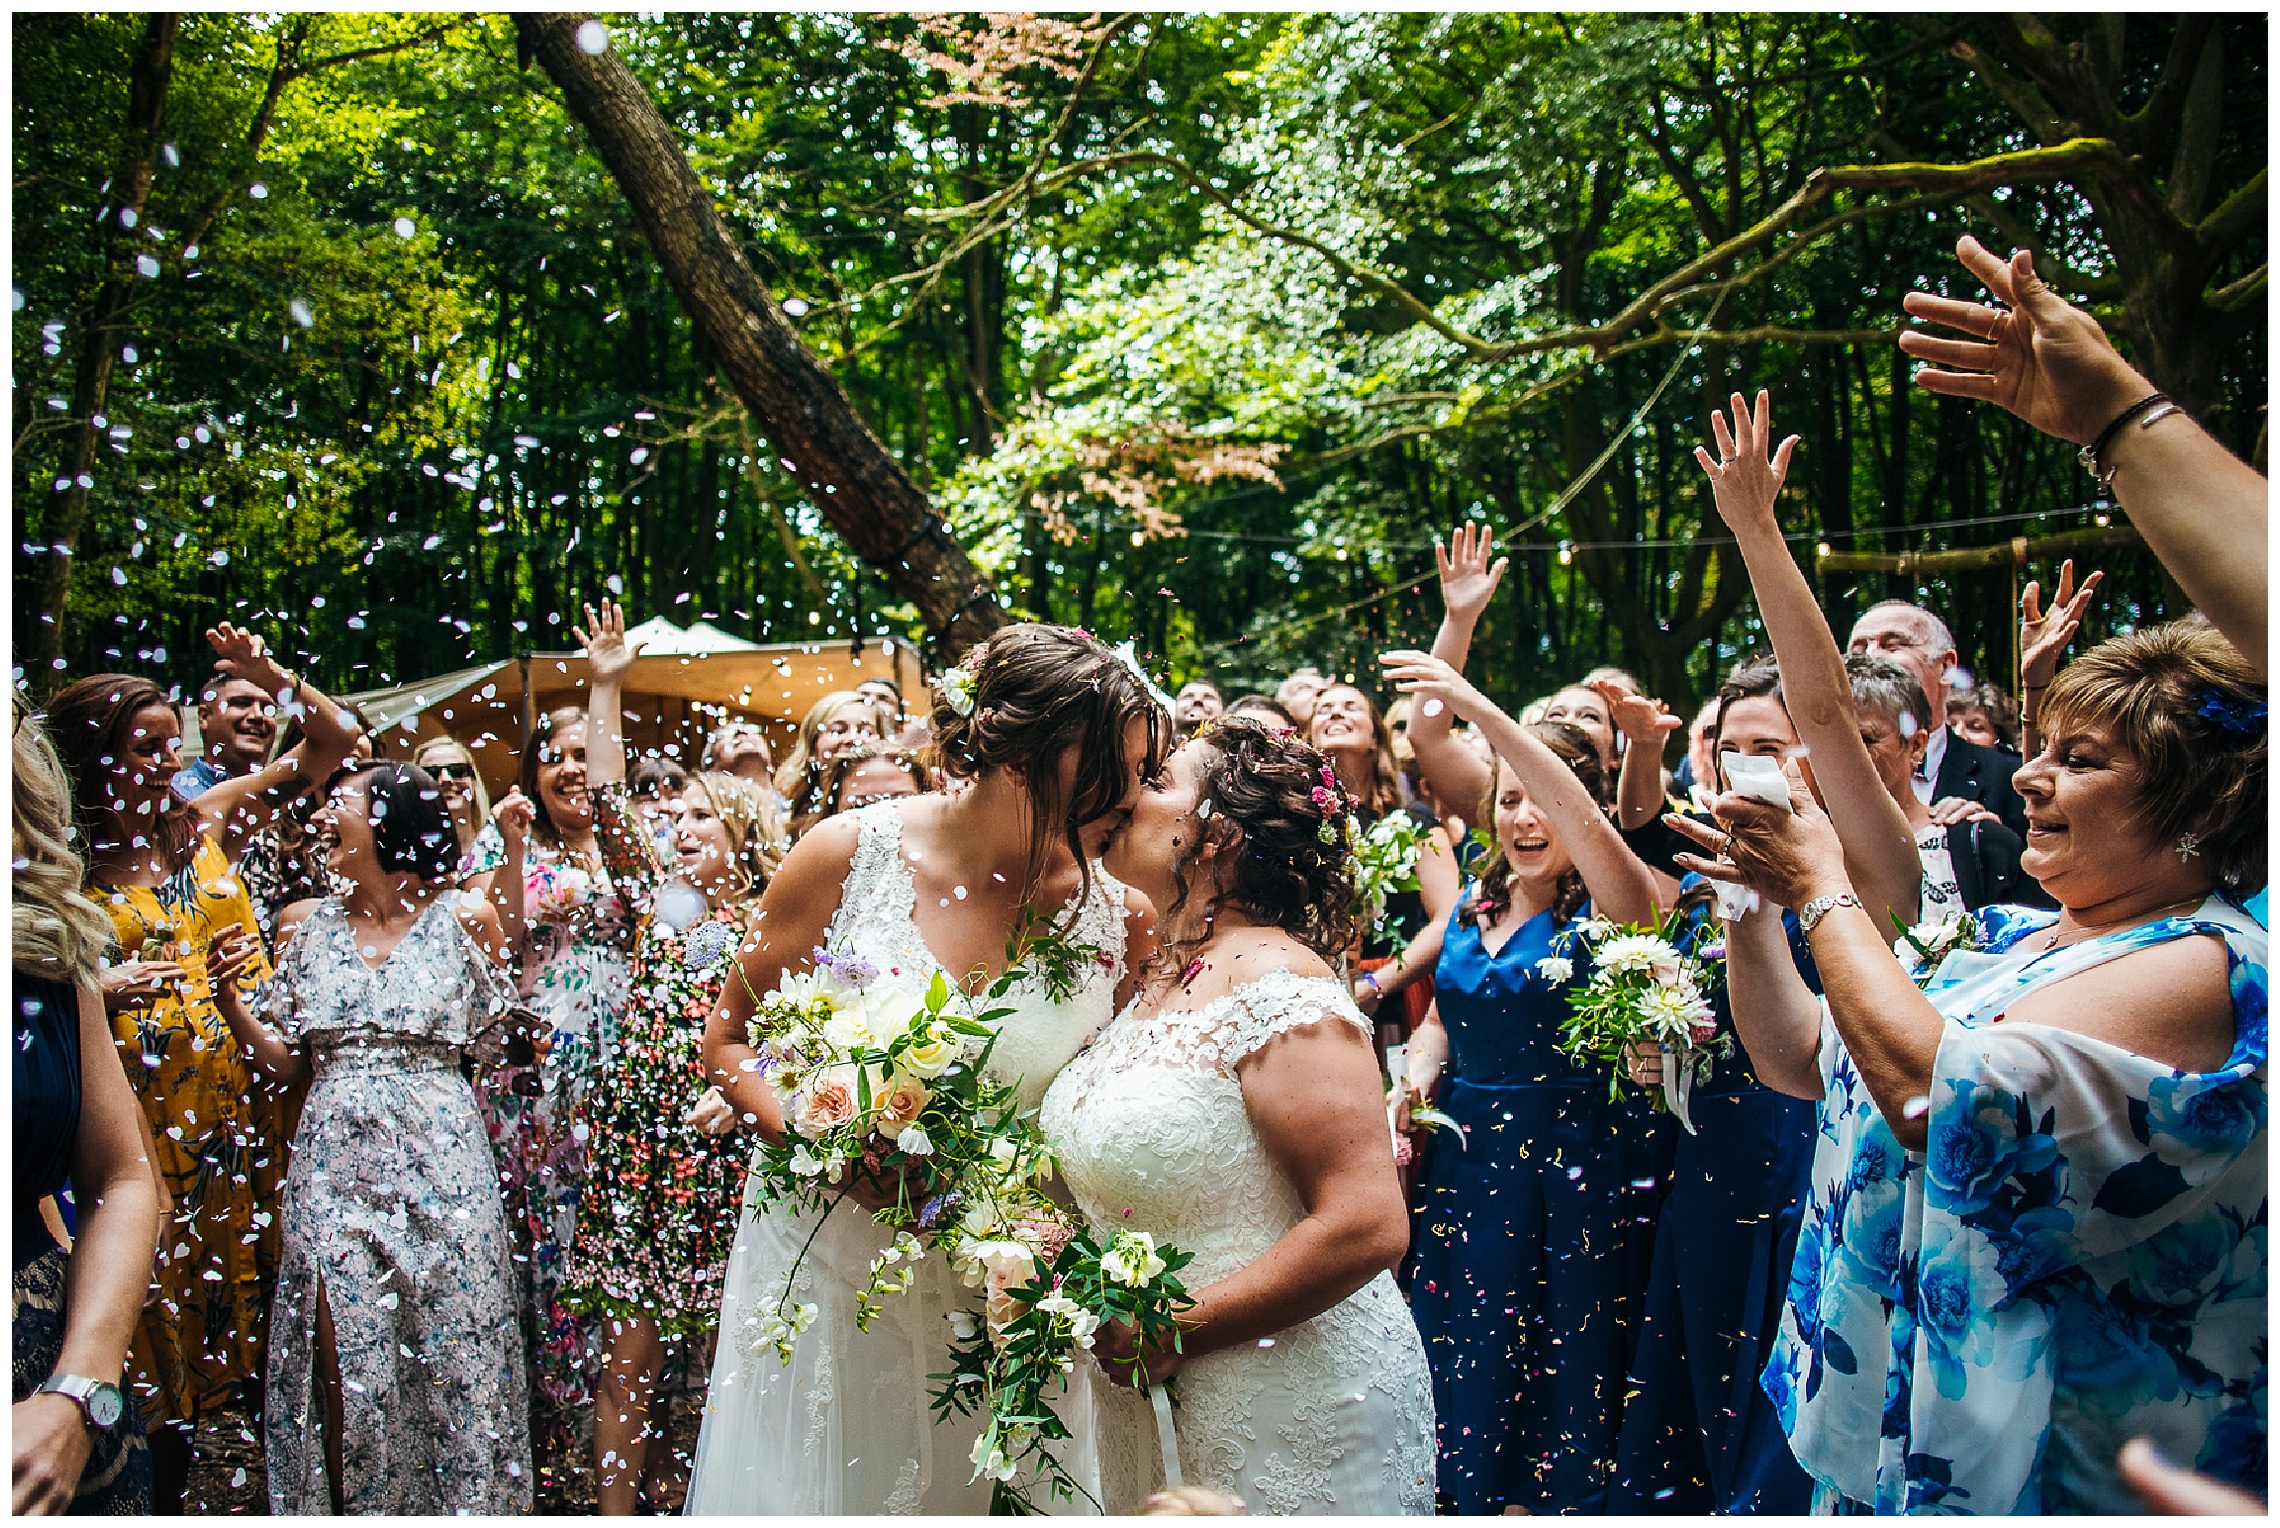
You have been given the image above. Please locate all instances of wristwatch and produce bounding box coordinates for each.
[1796,892,1863,935]
[34,1374,125,1431]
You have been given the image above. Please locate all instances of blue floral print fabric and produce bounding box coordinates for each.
[1764,893,2267,1514]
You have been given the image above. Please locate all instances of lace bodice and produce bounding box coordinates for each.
[820,800,1129,1112]
[1040,967,1437,1513]
[1041,969,1364,1286]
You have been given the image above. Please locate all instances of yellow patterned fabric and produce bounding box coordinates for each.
[95,837,283,1426]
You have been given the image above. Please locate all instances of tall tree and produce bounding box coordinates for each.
[514,12,1007,656]
[30,13,177,678]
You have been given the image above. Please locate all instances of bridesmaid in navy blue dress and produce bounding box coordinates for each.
[1381,648,1671,1516]
[1603,663,1818,1514]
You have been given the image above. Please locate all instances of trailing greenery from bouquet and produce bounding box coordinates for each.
[1349,809,1427,949]
[729,915,1194,1511]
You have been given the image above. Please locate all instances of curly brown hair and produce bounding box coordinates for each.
[1158,717,1360,968]
[923,624,1172,906]
[1461,721,1608,932]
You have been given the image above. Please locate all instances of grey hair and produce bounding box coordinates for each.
[1861,599,1956,658]
[1846,652,1933,734]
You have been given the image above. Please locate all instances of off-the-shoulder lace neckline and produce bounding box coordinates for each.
[1114,966,1350,1027]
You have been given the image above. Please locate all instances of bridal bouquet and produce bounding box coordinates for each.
[736,922,1194,1512]
[933,1200,1194,1510]
[1548,911,1730,1134]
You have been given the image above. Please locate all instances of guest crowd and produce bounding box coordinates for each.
[13,240,2266,1516]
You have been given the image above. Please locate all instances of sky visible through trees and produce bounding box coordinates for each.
[14,13,2266,726]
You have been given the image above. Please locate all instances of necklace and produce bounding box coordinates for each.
[2035,893,2205,953]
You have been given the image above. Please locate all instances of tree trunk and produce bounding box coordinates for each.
[516,13,1006,658]
[32,12,179,681]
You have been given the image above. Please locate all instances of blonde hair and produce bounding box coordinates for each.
[13,712,117,984]
[2041,621,2265,896]
[689,771,782,893]
[414,735,493,837]
[774,690,876,802]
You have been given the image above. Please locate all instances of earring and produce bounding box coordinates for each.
[2177,832,2203,862]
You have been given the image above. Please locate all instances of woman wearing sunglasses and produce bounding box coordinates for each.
[414,737,494,877]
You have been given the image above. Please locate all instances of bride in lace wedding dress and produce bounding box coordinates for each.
[683,626,1167,1515]
[1040,717,1436,1515]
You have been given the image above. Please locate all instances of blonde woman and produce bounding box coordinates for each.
[13,711,163,1513]
[414,735,493,873]
[771,690,882,824]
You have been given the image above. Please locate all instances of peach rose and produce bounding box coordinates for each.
[873,1071,931,1136]
[793,1065,859,1137]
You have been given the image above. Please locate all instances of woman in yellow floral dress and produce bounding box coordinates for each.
[43,628,360,1511]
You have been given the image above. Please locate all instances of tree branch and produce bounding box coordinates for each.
[2197,167,2265,258]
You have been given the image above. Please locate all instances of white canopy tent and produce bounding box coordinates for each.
[341,622,925,797]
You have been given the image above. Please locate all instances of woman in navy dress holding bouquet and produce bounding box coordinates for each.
[1380,651,1665,1515]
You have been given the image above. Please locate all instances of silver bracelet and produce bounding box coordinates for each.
[1796,891,1862,935]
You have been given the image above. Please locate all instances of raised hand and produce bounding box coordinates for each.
[684,1085,737,1137]
[1595,680,1682,753]
[574,598,642,686]
[1378,649,1489,722]
[1435,523,1508,627]
[98,958,188,1012]
[206,622,293,703]
[2019,558,2104,692]
[206,927,263,995]
[1898,236,2150,447]
[1693,390,1798,536]
[492,788,535,850]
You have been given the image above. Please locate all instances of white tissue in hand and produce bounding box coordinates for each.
[1712,880,1761,921]
[1720,751,1794,810]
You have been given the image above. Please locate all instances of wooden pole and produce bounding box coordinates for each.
[1813,524,2142,578]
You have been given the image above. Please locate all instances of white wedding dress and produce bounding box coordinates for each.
[684,801,1130,1515]
[1038,969,1437,1514]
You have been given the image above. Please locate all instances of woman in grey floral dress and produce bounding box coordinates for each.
[216,760,532,1514]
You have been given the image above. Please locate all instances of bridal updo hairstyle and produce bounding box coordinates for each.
[2039,620,2265,897]
[925,624,1172,900]
[1461,720,1608,931]
[1161,717,1360,965]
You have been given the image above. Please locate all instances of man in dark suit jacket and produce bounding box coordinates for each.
[1848,601,2049,905]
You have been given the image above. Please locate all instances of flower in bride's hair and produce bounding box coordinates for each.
[940,662,979,717]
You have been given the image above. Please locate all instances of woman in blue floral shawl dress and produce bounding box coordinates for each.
[1667,622,2266,1513]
